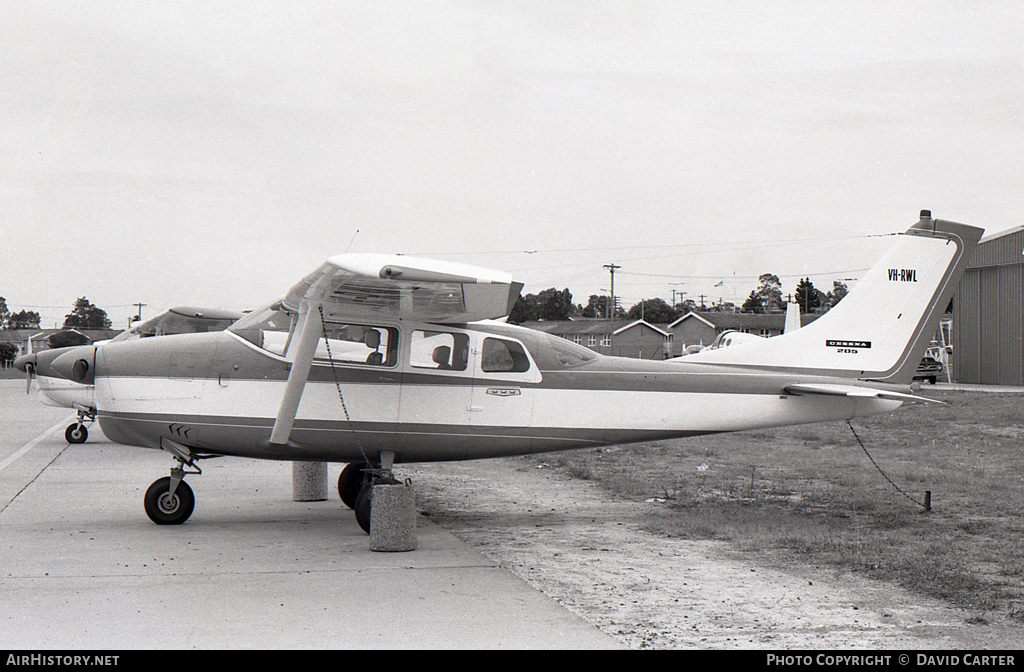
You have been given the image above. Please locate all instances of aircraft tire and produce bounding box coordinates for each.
[144,477,195,525]
[354,484,372,534]
[65,424,88,444]
[338,462,368,509]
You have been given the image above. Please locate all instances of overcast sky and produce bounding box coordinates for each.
[3,1,1022,328]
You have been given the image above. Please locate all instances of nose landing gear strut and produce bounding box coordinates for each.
[65,405,96,444]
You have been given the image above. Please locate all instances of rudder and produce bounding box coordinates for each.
[687,211,983,383]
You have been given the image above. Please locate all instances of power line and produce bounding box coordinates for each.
[8,303,145,309]
[403,232,896,258]
[617,267,870,281]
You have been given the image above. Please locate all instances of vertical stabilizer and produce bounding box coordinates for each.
[784,301,801,334]
[687,211,983,383]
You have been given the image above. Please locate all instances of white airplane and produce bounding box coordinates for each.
[695,298,804,353]
[16,307,242,444]
[27,211,981,532]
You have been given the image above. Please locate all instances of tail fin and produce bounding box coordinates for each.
[688,211,983,383]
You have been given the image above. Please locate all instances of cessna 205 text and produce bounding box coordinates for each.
[23,211,981,531]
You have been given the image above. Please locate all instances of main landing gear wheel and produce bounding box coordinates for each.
[353,475,401,534]
[144,476,195,525]
[354,484,373,534]
[65,424,88,444]
[338,462,368,509]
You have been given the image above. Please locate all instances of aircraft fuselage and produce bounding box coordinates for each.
[94,320,901,465]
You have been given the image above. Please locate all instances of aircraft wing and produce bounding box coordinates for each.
[269,253,523,447]
[281,253,524,325]
[783,383,945,404]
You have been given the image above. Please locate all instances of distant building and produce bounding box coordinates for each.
[666,311,820,357]
[610,320,672,359]
[0,328,122,359]
[520,311,825,360]
[519,319,672,359]
[952,225,1024,385]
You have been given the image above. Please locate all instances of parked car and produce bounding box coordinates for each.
[914,356,944,384]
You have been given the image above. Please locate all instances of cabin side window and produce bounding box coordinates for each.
[316,323,398,367]
[481,337,531,373]
[545,334,598,368]
[230,306,397,366]
[410,330,469,371]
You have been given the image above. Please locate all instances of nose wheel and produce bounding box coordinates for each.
[65,407,96,444]
[65,423,88,444]
[145,439,202,525]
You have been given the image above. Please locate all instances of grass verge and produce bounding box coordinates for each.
[532,389,1024,622]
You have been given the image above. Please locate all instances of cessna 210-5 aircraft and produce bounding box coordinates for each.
[27,211,981,531]
[16,307,242,445]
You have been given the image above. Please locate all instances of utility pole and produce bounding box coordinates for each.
[669,283,686,311]
[603,263,621,321]
[132,302,147,323]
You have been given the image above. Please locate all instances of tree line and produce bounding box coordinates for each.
[0,297,112,330]
[740,275,848,315]
[508,277,848,324]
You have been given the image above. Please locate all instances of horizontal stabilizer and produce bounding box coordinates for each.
[783,383,945,404]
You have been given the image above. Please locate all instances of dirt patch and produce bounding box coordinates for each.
[400,457,1024,650]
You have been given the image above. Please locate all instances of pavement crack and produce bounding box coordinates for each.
[0,445,70,517]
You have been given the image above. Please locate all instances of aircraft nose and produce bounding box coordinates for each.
[13,352,38,394]
[50,346,96,384]
[13,353,36,373]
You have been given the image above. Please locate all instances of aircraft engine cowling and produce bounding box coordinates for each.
[50,346,97,385]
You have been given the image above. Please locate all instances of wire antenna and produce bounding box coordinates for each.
[344,229,360,254]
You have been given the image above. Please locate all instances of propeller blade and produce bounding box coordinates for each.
[25,363,33,395]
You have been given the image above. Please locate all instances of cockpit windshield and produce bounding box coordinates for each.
[228,302,296,353]
[228,302,398,365]
[112,307,244,342]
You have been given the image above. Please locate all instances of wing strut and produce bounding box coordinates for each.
[269,276,333,447]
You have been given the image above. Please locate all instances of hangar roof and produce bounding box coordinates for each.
[969,225,1024,269]
[979,224,1024,244]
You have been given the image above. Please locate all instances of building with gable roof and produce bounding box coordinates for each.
[666,311,820,356]
[519,319,673,359]
[0,328,122,362]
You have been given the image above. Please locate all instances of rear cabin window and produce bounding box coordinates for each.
[481,337,531,373]
[410,330,470,371]
[545,335,598,368]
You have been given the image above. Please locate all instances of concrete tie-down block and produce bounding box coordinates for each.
[370,482,418,552]
[292,462,328,502]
